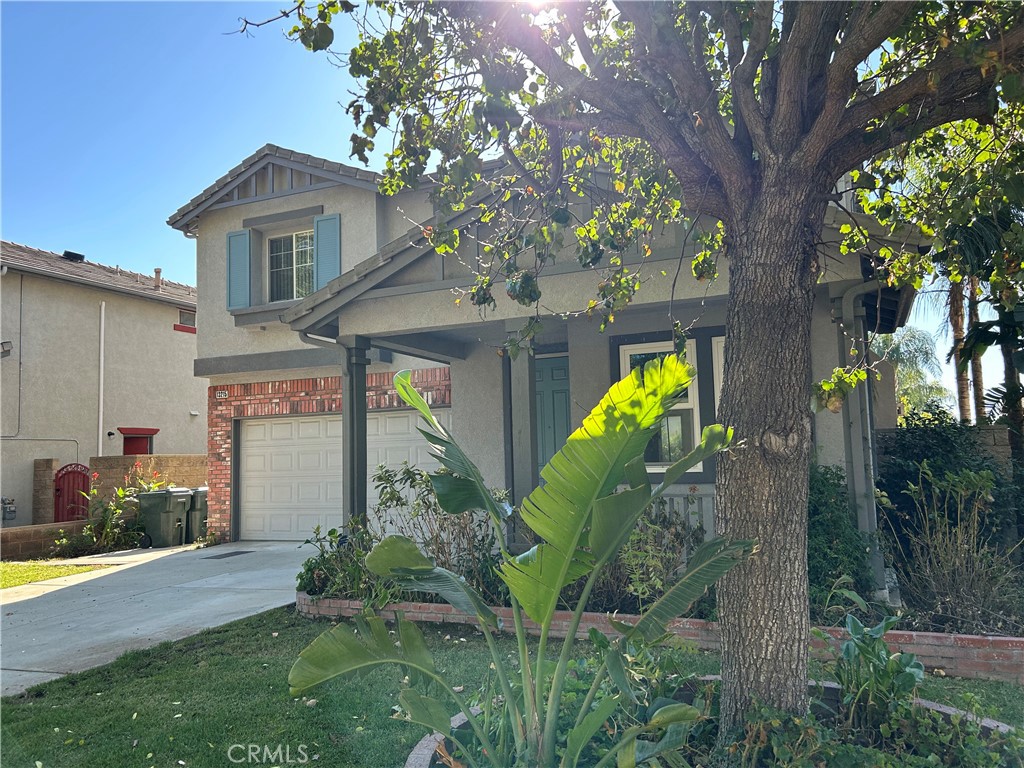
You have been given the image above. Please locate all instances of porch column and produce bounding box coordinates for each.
[837,303,887,599]
[341,335,371,527]
[508,337,539,506]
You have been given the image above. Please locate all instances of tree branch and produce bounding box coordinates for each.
[770,2,826,149]
[802,3,914,160]
[729,1,772,150]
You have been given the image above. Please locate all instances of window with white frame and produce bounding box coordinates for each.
[619,340,700,467]
[268,231,314,302]
[619,336,727,471]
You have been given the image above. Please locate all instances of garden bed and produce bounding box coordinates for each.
[296,593,1024,685]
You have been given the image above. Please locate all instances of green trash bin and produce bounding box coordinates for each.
[137,489,192,547]
[186,487,208,544]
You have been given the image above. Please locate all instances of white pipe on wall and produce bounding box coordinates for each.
[97,301,106,458]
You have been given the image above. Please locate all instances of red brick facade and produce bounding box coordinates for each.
[206,368,450,540]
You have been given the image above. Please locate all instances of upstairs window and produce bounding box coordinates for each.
[269,231,314,302]
[174,309,197,333]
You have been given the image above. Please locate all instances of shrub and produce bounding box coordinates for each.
[889,464,1024,635]
[371,463,509,606]
[876,412,1019,559]
[51,464,164,557]
[807,465,872,620]
[295,523,401,609]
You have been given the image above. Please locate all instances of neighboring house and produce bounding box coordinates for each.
[169,144,909,587]
[0,242,208,525]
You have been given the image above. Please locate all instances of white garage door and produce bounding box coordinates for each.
[238,410,449,541]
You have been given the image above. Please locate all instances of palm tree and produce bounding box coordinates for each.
[871,326,952,419]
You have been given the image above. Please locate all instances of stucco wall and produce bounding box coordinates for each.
[0,271,207,525]
[195,182,433,364]
[449,346,507,491]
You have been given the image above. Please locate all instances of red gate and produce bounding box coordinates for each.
[54,463,90,523]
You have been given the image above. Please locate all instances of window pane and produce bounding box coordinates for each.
[295,231,314,264]
[647,412,694,464]
[269,268,293,301]
[295,263,314,298]
[269,236,293,271]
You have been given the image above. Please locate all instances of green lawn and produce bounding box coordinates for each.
[1,607,1020,768]
[0,562,108,589]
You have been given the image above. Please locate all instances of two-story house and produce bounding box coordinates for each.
[169,144,908,586]
[0,242,208,525]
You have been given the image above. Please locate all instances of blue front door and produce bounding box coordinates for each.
[535,356,571,474]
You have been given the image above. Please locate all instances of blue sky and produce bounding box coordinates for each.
[1,1,368,285]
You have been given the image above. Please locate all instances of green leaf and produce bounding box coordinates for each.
[654,424,733,492]
[399,688,452,734]
[564,695,621,767]
[289,617,435,695]
[393,371,509,528]
[365,535,434,573]
[605,646,638,704]
[629,538,756,643]
[429,473,497,516]
[365,536,499,627]
[619,722,696,767]
[499,354,696,624]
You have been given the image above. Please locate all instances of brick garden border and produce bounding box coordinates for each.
[296,593,1024,686]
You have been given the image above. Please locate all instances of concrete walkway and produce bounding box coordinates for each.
[0,541,309,696]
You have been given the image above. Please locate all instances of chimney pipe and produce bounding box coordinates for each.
[154,268,162,290]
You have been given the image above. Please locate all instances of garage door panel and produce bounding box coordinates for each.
[241,409,450,541]
[297,450,324,471]
[270,421,296,441]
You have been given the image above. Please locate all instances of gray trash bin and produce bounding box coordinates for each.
[137,489,192,547]
[186,487,208,544]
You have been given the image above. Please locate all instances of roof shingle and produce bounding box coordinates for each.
[0,241,196,307]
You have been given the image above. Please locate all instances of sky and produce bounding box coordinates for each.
[0,1,1006,404]
[1,1,369,285]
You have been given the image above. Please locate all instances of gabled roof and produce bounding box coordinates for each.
[167,144,383,235]
[283,192,498,336]
[0,241,197,307]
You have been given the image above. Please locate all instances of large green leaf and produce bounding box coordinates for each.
[563,695,621,768]
[365,536,499,627]
[628,538,757,643]
[499,354,696,625]
[394,370,511,522]
[399,688,453,735]
[289,616,435,695]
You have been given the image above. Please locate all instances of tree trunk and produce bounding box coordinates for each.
[949,281,971,423]
[715,179,819,735]
[968,277,986,423]
[998,308,1024,553]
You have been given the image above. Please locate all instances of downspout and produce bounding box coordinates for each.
[97,301,106,457]
[837,281,888,601]
[1,273,25,438]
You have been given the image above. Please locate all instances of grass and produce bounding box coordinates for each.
[0,562,109,589]
[1,607,1020,768]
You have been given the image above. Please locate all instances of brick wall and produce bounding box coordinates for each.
[206,369,450,541]
[31,458,61,525]
[295,595,1024,686]
[0,518,91,560]
[88,455,207,499]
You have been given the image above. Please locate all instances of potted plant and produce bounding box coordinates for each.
[289,354,756,767]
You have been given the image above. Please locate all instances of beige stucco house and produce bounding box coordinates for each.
[169,144,909,585]
[0,242,208,525]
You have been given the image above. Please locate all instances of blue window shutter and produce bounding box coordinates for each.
[313,213,341,290]
[226,230,251,310]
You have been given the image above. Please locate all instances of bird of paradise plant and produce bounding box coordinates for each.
[289,354,756,767]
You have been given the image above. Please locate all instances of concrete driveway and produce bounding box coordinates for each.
[0,541,310,696]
